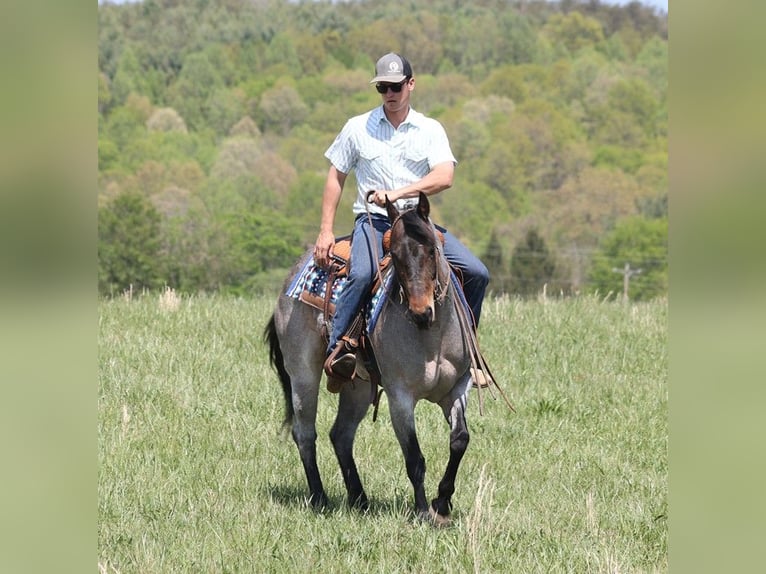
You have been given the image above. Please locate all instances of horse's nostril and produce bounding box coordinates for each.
[410,307,433,329]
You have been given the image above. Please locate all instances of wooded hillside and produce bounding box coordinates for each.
[98,0,667,299]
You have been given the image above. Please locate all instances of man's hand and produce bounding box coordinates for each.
[313,230,335,268]
[368,189,395,207]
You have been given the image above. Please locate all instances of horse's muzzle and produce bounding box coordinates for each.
[408,305,434,330]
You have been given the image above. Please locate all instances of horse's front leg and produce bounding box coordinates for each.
[330,379,373,510]
[431,392,470,525]
[388,394,429,519]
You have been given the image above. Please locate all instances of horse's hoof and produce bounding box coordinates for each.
[428,506,452,528]
[310,493,330,511]
[349,493,369,512]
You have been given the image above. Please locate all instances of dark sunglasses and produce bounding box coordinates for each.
[375,80,408,94]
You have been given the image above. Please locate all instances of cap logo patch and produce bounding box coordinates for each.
[388,61,400,73]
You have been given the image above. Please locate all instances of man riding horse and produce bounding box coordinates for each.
[312,52,491,389]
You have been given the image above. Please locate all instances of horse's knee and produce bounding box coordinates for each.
[329,418,354,446]
[404,435,427,485]
[292,426,317,448]
[451,428,469,454]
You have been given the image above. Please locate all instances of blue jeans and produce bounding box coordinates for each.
[327,214,490,355]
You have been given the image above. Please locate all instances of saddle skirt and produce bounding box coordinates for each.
[285,246,393,335]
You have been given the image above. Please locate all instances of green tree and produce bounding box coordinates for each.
[589,77,660,148]
[111,47,151,105]
[441,7,503,77]
[286,171,328,244]
[146,107,188,133]
[98,72,112,115]
[294,33,328,76]
[151,187,213,292]
[588,216,668,301]
[206,87,246,137]
[98,139,120,172]
[635,36,668,100]
[433,179,511,253]
[98,191,164,295]
[480,65,530,103]
[543,166,642,250]
[218,212,304,294]
[543,12,605,54]
[168,52,224,130]
[606,77,660,139]
[509,228,556,297]
[104,104,147,150]
[97,0,668,296]
[497,10,540,65]
[256,83,309,135]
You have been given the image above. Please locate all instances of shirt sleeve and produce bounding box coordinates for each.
[324,119,358,175]
[425,119,457,168]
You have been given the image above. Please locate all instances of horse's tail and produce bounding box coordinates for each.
[264,313,294,430]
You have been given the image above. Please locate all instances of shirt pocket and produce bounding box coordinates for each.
[359,148,383,162]
[403,147,430,174]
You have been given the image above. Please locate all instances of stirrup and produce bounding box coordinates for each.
[325,351,356,379]
[324,341,357,388]
[470,367,492,389]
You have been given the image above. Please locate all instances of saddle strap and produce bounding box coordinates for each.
[342,310,366,349]
[321,264,340,342]
[355,320,383,415]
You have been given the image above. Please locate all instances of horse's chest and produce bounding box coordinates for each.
[423,359,458,389]
[423,360,439,383]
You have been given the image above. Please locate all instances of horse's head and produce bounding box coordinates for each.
[385,193,445,330]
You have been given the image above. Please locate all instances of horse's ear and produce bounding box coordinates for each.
[385,195,399,221]
[417,192,430,220]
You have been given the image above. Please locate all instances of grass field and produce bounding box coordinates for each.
[98,291,667,573]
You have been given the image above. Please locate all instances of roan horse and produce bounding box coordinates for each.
[265,193,475,525]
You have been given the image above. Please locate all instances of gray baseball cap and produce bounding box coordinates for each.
[370,53,413,84]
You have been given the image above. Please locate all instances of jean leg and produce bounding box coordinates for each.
[327,216,388,355]
[440,228,489,328]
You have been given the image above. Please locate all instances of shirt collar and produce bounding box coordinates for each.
[375,105,422,129]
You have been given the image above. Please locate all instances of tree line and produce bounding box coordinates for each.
[98,0,667,300]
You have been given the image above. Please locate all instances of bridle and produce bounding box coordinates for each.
[387,209,449,308]
[364,191,448,312]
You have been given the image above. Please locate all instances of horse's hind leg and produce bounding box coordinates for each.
[275,301,329,509]
[431,394,470,524]
[286,369,330,509]
[330,380,373,510]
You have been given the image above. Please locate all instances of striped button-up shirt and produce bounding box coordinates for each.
[325,106,457,217]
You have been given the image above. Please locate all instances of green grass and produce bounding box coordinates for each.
[99,293,667,573]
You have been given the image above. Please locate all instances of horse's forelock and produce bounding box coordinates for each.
[397,209,436,249]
